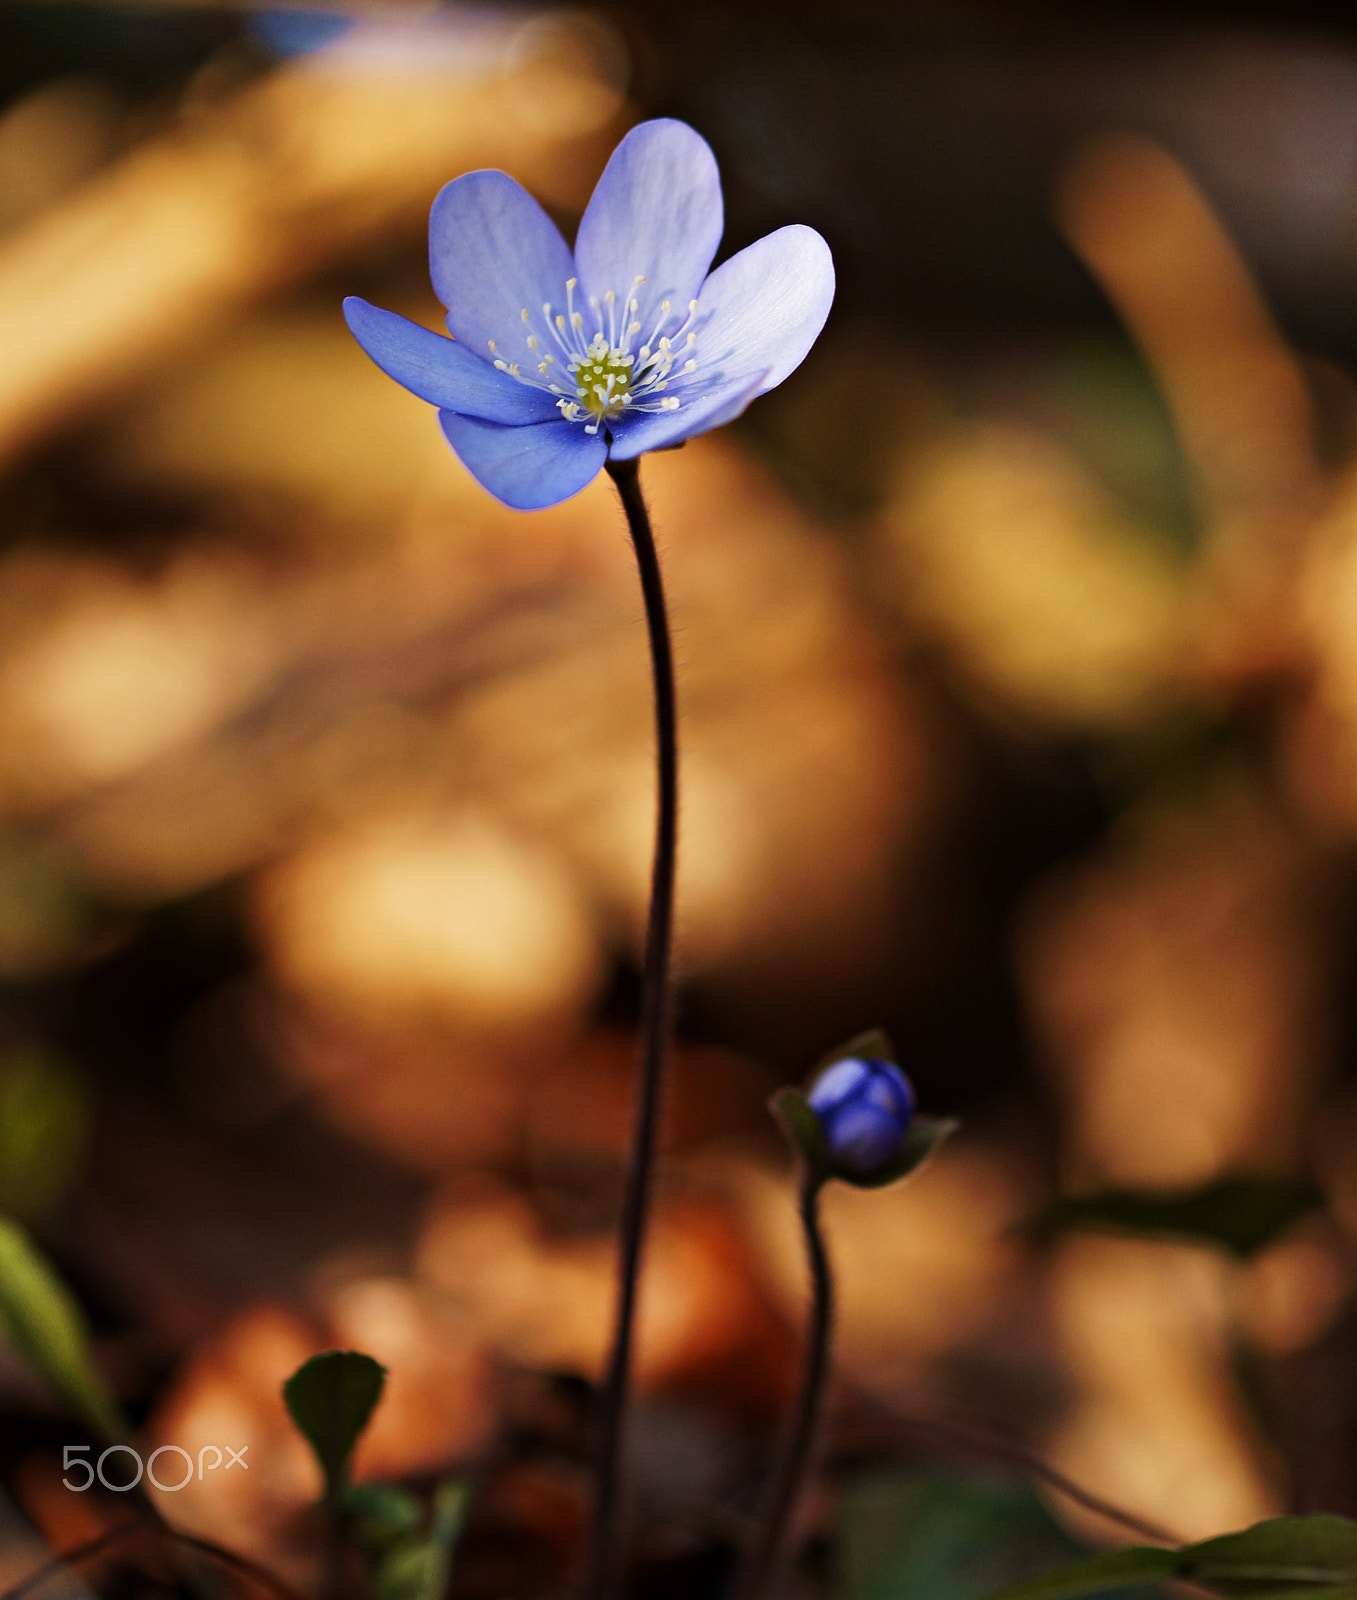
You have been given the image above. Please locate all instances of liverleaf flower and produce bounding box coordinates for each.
[343,118,835,510]
[770,1031,957,1190]
[806,1054,917,1176]
[744,1036,959,1600]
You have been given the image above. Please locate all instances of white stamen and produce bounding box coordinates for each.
[491,273,703,428]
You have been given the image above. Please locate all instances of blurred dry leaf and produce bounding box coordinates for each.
[147,1305,326,1585]
[11,432,929,1044]
[96,308,489,535]
[1021,787,1327,1187]
[460,437,931,975]
[0,78,122,236]
[1058,135,1321,545]
[1234,1225,1352,1356]
[724,1143,1027,1388]
[148,1287,492,1584]
[876,423,1188,729]
[1291,472,1357,830]
[323,1275,494,1481]
[1047,1236,1282,1543]
[0,551,278,810]
[416,1185,780,1394]
[256,807,603,1031]
[0,9,627,462]
[1057,133,1324,679]
[268,1011,538,1170]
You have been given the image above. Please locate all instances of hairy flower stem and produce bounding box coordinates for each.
[583,455,678,1600]
[734,1170,833,1600]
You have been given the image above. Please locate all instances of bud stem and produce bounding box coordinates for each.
[582,454,678,1600]
[734,1168,834,1600]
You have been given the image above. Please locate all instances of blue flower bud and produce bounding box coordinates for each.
[806,1056,916,1176]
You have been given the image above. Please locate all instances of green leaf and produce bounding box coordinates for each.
[840,1469,1098,1600]
[0,1215,125,1443]
[0,1049,90,1221]
[1184,1515,1357,1597]
[371,1480,470,1600]
[770,1086,830,1176]
[1032,1177,1324,1260]
[346,1483,423,1548]
[283,1350,387,1502]
[839,1115,959,1189]
[976,1547,1177,1600]
[815,1030,898,1074]
[978,1515,1357,1600]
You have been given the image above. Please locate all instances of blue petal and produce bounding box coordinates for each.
[863,1062,915,1122]
[606,372,768,460]
[689,224,834,396]
[344,298,560,425]
[573,120,723,347]
[608,225,833,458]
[438,413,606,510]
[807,1057,871,1116]
[826,1104,901,1173]
[429,170,577,359]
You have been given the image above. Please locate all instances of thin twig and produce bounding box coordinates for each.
[582,454,679,1600]
[877,1413,1174,1546]
[734,1170,833,1600]
[2,1521,309,1600]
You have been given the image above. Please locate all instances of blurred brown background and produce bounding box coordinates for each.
[4,2,1357,1594]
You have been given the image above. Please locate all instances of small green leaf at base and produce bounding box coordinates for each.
[1032,1177,1324,1260]
[977,1514,1357,1600]
[770,1086,831,1175]
[283,1350,387,1502]
[841,1116,959,1188]
[347,1483,423,1548]
[357,1478,470,1600]
[0,1215,125,1443]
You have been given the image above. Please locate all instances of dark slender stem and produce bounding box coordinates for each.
[582,454,679,1600]
[734,1169,833,1600]
[323,1487,345,1600]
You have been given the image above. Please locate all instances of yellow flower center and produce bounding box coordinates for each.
[574,337,633,419]
[491,276,698,435]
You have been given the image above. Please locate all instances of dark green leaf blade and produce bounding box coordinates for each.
[1183,1514,1357,1596]
[973,1544,1176,1600]
[814,1030,897,1076]
[977,1516,1357,1600]
[0,1215,125,1443]
[1032,1177,1323,1260]
[283,1350,387,1501]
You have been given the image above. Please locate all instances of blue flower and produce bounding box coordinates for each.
[806,1056,916,1177]
[343,119,835,510]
